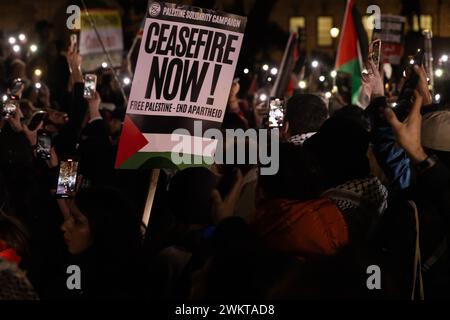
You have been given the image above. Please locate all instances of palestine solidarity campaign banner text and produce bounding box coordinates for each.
[115,1,246,170]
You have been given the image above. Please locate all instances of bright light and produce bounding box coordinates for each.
[312,60,319,68]
[8,37,16,45]
[102,62,108,68]
[410,59,415,65]
[330,27,340,38]
[392,102,397,107]
[330,70,337,78]
[270,67,278,75]
[243,68,249,74]
[35,82,42,89]
[435,68,444,77]
[441,55,448,62]
[267,77,272,82]
[34,69,42,77]
[332,85,338,93]
[319,76,325,82]
[123,77,131,85]
[325,92,332,99]
[262,64,269,71]
[259,93,267,102]
[2,95,8,102]
[299,80,307,89]
[13,45,20,53]
[435,94,441,102]
[30,44,38,53]
[18,34,26,42]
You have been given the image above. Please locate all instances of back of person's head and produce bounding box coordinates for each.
[259,142,327,201]
[0,210,29,262]
[285,94,328,136]
[75,186,141,259]
[168,167,218,225]
[304,116,370,188]
[222,112,248,130]
[332,105,371,131]
[422,109,450,168]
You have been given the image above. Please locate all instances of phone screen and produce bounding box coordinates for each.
[371,40,381,70]
[70,34,78,50]
[83,74,97,99]
[56,159,79,198]
[268,97,285,128]
[37,132,51,160]
[1,95,18,119]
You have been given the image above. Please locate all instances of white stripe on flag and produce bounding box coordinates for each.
[140,133,218,158]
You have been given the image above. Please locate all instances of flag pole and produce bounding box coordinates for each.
[142,169,160,229]
[80,0,128,104]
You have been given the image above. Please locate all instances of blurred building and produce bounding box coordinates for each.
[1,0,449,54]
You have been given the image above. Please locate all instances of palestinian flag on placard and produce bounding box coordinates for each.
[335,0,368,105]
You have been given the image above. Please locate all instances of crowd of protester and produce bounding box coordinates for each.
[1,21,450,300]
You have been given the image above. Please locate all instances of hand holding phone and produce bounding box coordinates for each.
[268,97,285,128]
[10,78,25,97]
[370,39,382,70]
[56,159,79,199]
[70,34,78,52]
[83,74,97,99]
[28,110,47,131]
[1,95,19,119]
[36,131,52,161]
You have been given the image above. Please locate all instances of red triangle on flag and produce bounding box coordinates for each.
[115,115,149,168]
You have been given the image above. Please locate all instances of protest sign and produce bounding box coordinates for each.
[79,9,124,71]
[115,1,247,170]
[372,15,406,65]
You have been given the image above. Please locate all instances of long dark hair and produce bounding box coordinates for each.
[74,186,142,263]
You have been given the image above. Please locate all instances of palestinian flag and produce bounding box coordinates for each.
[270,32,299,98]
[335,0,368,105]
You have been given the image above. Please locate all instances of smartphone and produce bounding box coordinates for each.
[56,159,79,198]
[10,78,24,96]
[83,74,97,99]
[70,34,78,51]
[370,39,382,70]
[0,95,19,119]
[398,49,424,98]
[268,97,285,128]
[28,109,47,131]
[36,131,51,160]
[396,49,425,120]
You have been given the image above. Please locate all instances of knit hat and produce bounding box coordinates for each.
[422,110,450,152]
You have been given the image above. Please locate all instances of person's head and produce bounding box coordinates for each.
[283,94,328,138]
[0,211,29,263]
[422,110,450,168]
[102,107,125,137]
[332,105,371,132]
[7,59,27,83]
[258,142,327,201]
[61,187,141,257]
[304,116,370,188]
[35,20,53,43]
[168,167,218,225]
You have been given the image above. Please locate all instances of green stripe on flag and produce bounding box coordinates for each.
[337,58,362,105]
[118,151,214,170]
